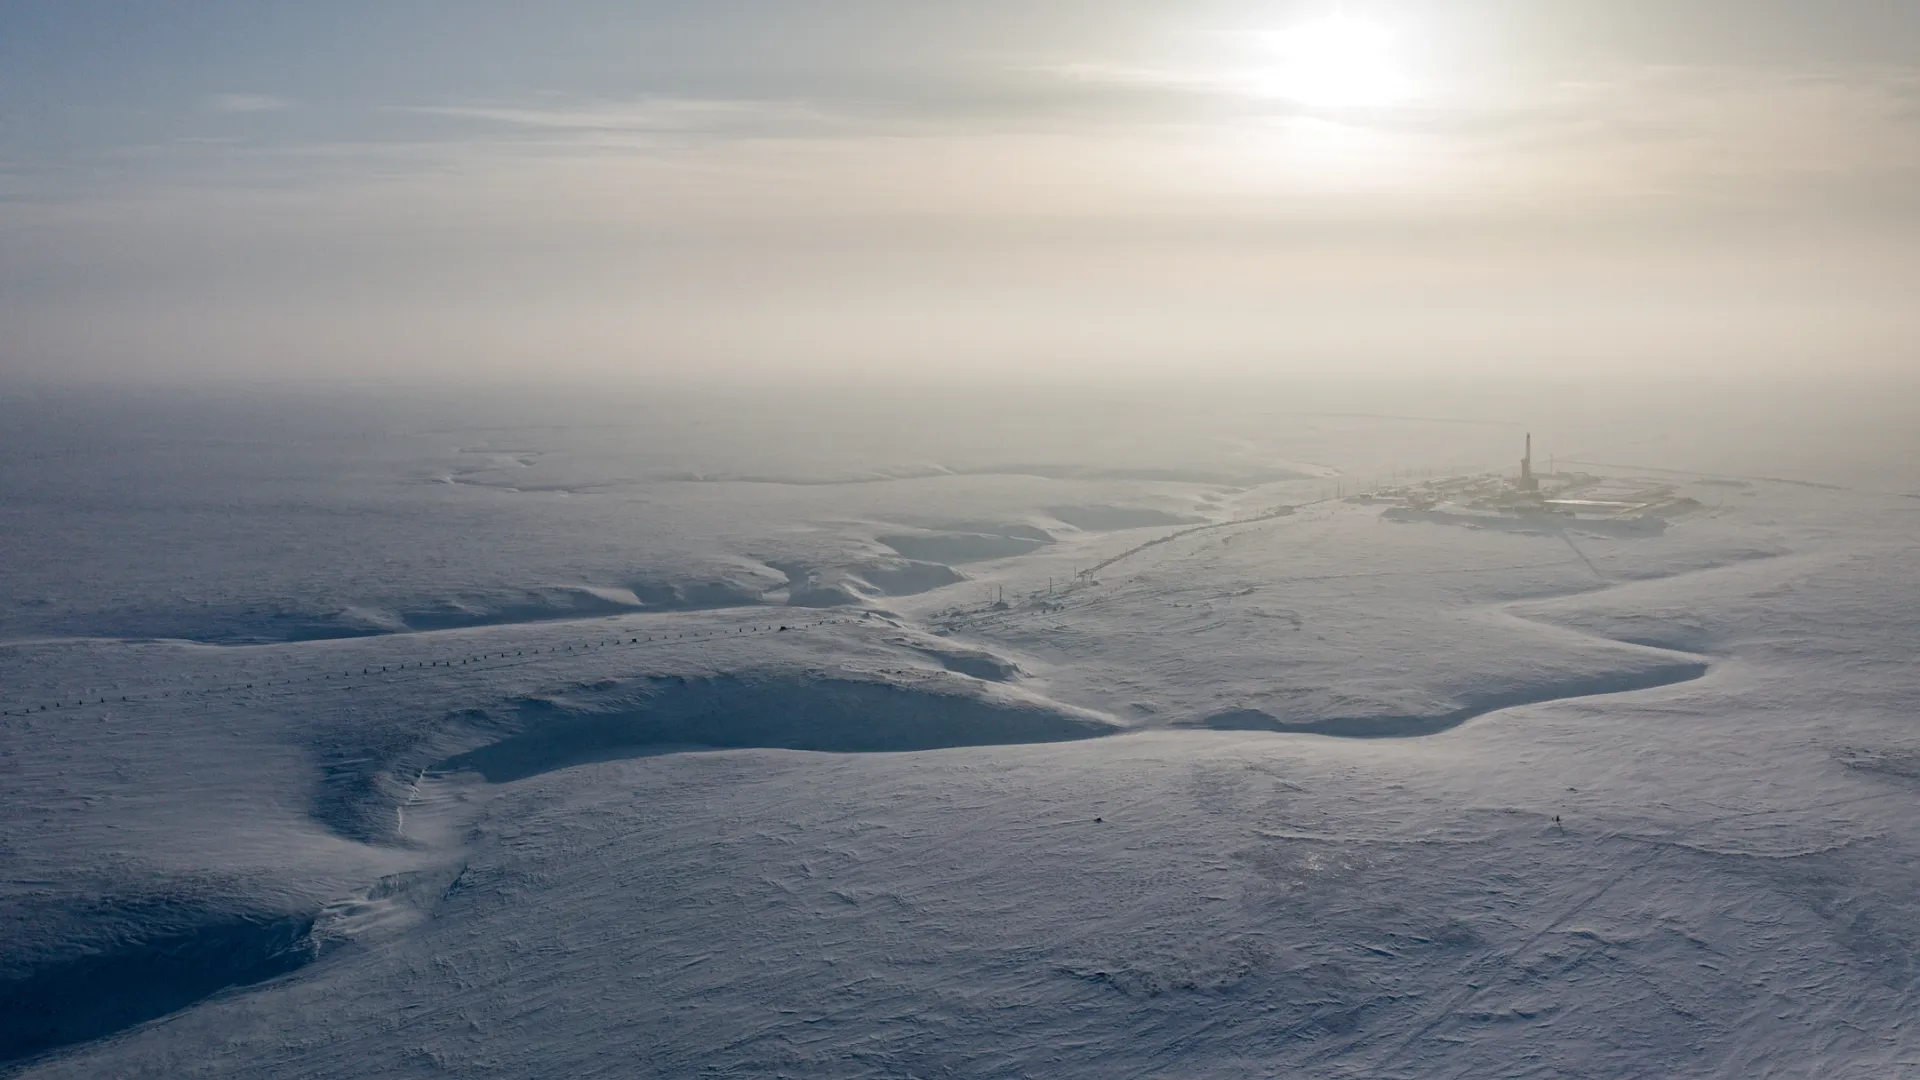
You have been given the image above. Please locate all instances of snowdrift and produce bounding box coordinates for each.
[878,532,1050,563]
[1189,658,1710,738]
[774,558,968,608]
[431,672,1120,784]
[1048,505,1207,531]
[17,578,784,646]
[0,899,316,1067]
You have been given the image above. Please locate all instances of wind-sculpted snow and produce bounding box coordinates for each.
[772,558,968,608]
[1836,747,1920,787]
[8,388,1920,1078]
[4,579,790,646]
[895,639,1026,681]
[878,531,1051,563]
[431,672,1118,783]
[1189,658,1710,738]
[0,897,316,1068]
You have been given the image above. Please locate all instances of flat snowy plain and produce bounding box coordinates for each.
[2,379,1918,1078]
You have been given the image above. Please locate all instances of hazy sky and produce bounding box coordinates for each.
[3,2,1917,381]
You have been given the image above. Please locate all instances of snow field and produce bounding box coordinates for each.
[4,385,1918,1076]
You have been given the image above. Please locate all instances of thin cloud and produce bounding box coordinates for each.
[394,98,842,137]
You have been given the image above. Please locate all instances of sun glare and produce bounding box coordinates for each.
[1255,13,1412,108]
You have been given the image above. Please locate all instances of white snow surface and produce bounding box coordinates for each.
[2,381,1918,1078]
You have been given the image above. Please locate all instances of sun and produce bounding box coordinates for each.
[1254,13,1413,108]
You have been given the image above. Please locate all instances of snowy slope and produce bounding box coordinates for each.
[2,383,1918,1077]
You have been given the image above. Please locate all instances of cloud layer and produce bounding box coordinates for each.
[2,2,1917,379]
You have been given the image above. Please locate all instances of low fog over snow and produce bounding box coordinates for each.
[3,377,1917,1077]
[8,0,1920,1072]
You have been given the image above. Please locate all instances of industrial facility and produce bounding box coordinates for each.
[1361,434,1701,536]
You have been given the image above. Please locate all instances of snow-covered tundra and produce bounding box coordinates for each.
[3,382,1917,1078]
